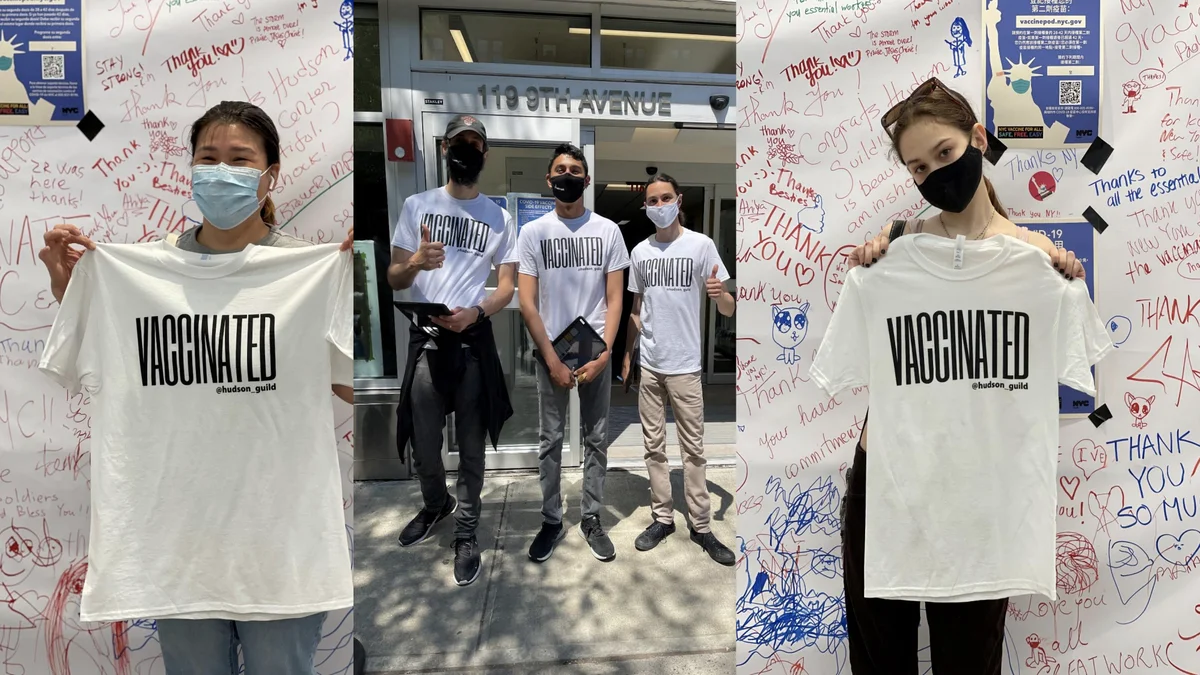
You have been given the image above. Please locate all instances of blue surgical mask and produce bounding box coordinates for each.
[1012,79,1031,95]
[646,202,679,229]
[0,57,12,71]
[192,163,270,230]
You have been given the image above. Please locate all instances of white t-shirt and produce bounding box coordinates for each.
[39,241,354,622]
[393,186,518,308]
[810,234,1112,603]
[518,208,631,340]
[628,229,729,374]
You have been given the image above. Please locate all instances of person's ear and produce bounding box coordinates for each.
[584,175,592,189]
[264,165,279,191]
[972,123,988,151]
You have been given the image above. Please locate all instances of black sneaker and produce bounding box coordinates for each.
[634,521,676,551]
[690,528,736,566]
[579,515,616,561]
[397,495,457,547]
[453,536,481,586]
[528,522,564,562]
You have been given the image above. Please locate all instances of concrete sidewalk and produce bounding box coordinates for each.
[354,468,737,674]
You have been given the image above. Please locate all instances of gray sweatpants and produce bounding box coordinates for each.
[535,359,611,524]
[409,349,487,538]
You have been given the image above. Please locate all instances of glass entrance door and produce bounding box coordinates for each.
[706,185,736,384]
[419,112,582,471]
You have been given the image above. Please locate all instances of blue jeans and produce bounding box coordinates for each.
[157,612,326,674]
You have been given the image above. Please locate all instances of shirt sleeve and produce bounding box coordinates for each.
[493,209,519,266]
[327,248,354,361]
[706,237,731,283]
[606,225,632,273]
[1056,280,1113,396]
[809,270,871,397]
[38,254,101,396]
[391,197,419,253]
[330,343,353,387]
[517,226,539,277]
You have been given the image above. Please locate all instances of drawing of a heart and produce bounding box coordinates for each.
[892,54,903,63]
[1157,530,1200,566]
[850,26,862,38]
[1072,440,1107,480]
[795,265,815,288]
[1060,476,1081,500]
[1052,166,1065,182]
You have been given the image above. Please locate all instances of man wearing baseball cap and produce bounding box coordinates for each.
[388,115,517,586]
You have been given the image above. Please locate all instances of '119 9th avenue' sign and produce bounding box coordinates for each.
[476,84,672,117]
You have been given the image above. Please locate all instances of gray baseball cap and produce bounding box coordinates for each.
[445,114,487,142]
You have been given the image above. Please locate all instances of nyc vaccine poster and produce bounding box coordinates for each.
[984,0,1101,147]
[0,0,85,125]
[1023,221,1098,415]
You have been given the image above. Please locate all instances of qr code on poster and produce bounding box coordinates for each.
[41,54,65,80]
[1059,80,1082,105]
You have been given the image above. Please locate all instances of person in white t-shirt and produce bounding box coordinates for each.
[622,174,736,566]
[387,115,518,588]
[517,143,631,564]
[36,101,353,673]
[823,78,1095,673]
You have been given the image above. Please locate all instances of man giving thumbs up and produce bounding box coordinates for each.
[624,174,736,566]
[387,115,517,588]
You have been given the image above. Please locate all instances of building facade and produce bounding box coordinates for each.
[353,0,737,480]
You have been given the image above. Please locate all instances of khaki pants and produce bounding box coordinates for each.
[639,368,711,532]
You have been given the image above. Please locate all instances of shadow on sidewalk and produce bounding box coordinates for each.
[601,467,736,534]
[354,468,737,673]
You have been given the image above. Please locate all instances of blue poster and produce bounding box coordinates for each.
[983,0,1100,147]
[1027,222,1097,415]
[488,195,508,210]
[514,195,555,232]
[0,0,85,124]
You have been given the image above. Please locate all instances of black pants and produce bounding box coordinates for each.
[409,349,487,538]
[842,446,1007,674]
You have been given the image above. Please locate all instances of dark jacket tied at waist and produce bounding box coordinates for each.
[395,319,513,462]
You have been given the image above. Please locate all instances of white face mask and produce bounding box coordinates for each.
[646,201,679,229]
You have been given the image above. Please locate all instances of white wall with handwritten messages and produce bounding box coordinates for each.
[0,1,354,673]
[736,1,1200,673]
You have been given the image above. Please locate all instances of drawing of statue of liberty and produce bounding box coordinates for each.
[945,18,971,78]
[0,31,31,108]
[984,0,1069,145]
[0,30,56,123]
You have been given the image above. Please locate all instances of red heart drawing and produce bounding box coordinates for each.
[1072,439,1107,480]
[1060,476,1081,500]
[850,26,862,38]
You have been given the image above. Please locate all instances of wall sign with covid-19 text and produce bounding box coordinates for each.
[476,84,672,117]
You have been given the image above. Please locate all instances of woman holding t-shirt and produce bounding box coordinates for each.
[623,174,737,566]
[838,78,1087,673]
[37,100,352,673]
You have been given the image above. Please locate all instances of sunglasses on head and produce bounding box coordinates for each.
[880,77,974,135]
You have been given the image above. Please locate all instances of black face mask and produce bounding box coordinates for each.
[915,144,983,213]
[446,143,485,185]
[550,173,587,204]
